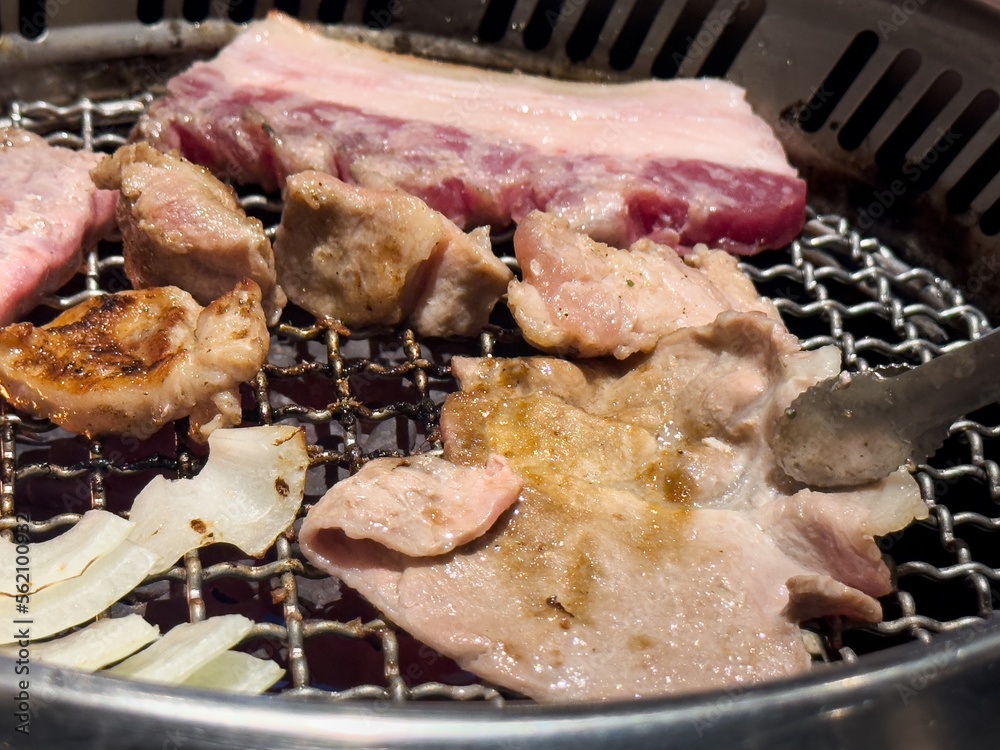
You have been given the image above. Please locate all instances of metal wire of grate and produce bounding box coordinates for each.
[0,95,997,703]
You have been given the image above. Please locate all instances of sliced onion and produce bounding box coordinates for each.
[127,425,309,571]
[105,614,254,685]
[0,614,158,672]
[0,540,159,644]
[180,650,284,695]
[0,510,134,595]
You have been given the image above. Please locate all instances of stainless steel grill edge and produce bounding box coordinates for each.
[2,1,1000,748]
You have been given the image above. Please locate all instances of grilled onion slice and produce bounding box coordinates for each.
[0,540,159,644]
[0,510,134,595]
[0,614,159,671]
[128,425,309,571]
[106,614,255,685]
[181,650,284,695]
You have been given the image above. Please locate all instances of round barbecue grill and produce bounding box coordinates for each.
[3,1,1000,748]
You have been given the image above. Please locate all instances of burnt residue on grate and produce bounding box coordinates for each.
[0,95,997,701]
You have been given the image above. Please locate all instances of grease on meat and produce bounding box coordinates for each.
[0,280,268,440]
[302,314,926,700]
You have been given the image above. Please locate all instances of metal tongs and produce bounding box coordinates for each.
[773,329,1000,487]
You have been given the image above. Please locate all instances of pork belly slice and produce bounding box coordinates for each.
[304,486,816,701]
[301,453,522,557]
[0,280,268,441]
[273,171,512,337]
[0,128,117,326]
[509,211,782,359]
[300,313,927,701]
[91,143,286,325]
[134,12,805,253]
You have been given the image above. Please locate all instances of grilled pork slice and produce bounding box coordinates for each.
[305,453,522,557]
[301,314,927,701]
[91,143,286,325]
[273,171,512,336]
[134,12,805,254]
[508,211,782,359]
[0,128,117,325]
[0,280,268,441]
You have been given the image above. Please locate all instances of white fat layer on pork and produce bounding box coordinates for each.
[204,14,794,175]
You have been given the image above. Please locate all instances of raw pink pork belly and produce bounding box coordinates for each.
[134,12,806,254]
[0,128,117,325]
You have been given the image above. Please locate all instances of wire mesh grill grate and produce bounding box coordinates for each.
[0,95,997,703]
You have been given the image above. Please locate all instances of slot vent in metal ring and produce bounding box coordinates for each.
[837,48,922,151]
[946,132,1000,214]
[875,69,963,174]
[692,0,767,79]
[908,89,999,193]
[523,0,567,51]
[318,0,350,25]
[610,0,665,70]
[566,0,616,63]
[799,30,880,134]
[478,0,518,43]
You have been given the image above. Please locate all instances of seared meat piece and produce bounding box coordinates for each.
[273,171,511,337]
[0,280,268,441]
[303,454,522,557]
[508,211,781,358]
[134,12,805,254]
[0,128,117,325]
[302,314,926,701]
[91,143,286,325]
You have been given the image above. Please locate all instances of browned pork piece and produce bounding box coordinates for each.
[301,313,927,701]
[91,143,286,325]
[0,280,268,441]
[508,211,781,359]
[273,171,512,337]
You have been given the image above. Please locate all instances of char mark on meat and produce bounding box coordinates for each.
[0,280,269,441]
